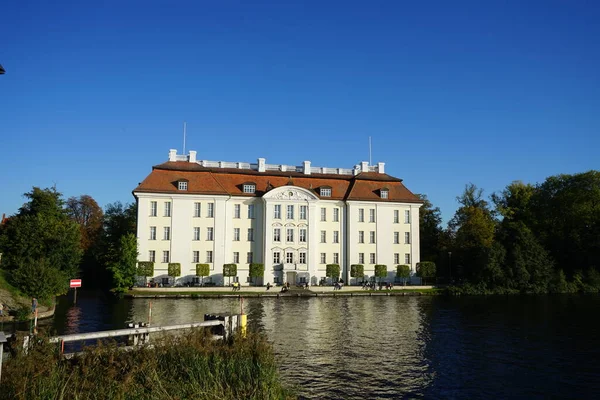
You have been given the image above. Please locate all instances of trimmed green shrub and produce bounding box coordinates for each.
[223,264,238,285]
[249,263,264,285]
[350,264,364,284]
[326,264,340,281]
[396,264,411,285]
[374,264,387,283]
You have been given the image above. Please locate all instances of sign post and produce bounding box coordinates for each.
[70,279,82,305]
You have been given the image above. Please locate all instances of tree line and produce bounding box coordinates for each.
[0,187,137,299]
[418,170,600,294]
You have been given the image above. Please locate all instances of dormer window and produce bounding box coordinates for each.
[243,183,256,194]
[178,181,188,191]
[320,187,332,197]
[380,188,389,199]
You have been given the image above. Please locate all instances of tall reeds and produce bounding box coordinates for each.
[1,330,294,400]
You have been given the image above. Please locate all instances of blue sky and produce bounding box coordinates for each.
[1,1,598,223]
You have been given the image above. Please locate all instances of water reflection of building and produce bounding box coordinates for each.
[134,149,422,286]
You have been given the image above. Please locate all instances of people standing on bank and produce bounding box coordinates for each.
[31,297,38,314]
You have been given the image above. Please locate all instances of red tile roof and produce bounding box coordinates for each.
[134,162,421,203]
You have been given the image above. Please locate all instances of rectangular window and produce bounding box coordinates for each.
[149,250,155,262]
[381,190,388,199]
[300,205,307,220]
[370,231,375,244]
[193,227,200,241]
[150,201,157,217]
[247,228,254,242]
[149,226,156,240]
[320,230,326,243]
[287,205,294,219]
[193,251,200,263]
[320,253,326,264]
[178,181,188,191]
[299,228,307,243]
[164,202,171,217]
[233,228,240,241]
[320,188,332,197]
[394,232,399,244]
[234,204,241,218]
[274,205,281,219]
[163,227,170,240]
[286,252,294,263]
[370,253,376,264]
[394,253,400,264]
[193,202,201,218]
[359,231,364,243]
[359,208,364,222]
[286,228,294,242]
[273,228,281,242]
[247,252,253,264]
[273,252,280,264]
[243,184,256,193]
[394,210,399,224]
[333,208,339,222]
[358,253,364,264]
[206,227,214,241]
[333,231,339,244]
[163,251,170,263]
[405,253,411,264]
[248,204,255,219]
[206,251,213,263]
[320,207,326,222]
[405,232,411,244]
[369,209,375,223]
[233,252,240,264]
[333,253,339,264]
[207,203,214,218]
[299,252,306,264]
[405,210,411,224]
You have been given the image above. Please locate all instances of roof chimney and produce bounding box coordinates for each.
[377,162,385,174]
[189,151,197,163]
[169,149,177,162]
[361,161,369,173]
[303,161,311,175]
[258,158,266,172]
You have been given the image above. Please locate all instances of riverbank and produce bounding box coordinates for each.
[0,270,55,322]
[127,285,441,298]
[0,329,294,400]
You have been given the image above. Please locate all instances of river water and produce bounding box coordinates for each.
[45,292,600,399]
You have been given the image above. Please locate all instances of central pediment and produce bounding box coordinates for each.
[262,186,319,201]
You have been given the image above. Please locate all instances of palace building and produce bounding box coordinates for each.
[133,149,422,286]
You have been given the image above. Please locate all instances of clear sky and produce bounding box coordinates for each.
[1,1,598,223]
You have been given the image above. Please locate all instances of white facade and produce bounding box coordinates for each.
[134,150,422,286]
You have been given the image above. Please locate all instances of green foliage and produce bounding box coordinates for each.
[137,262,154,277]
[417,194,444,264]
[449,184,496,281]
[0,187,82,298]
[223,264,237,285]
[248,263,264,285]
[325,264,340,280]
[416,262,436,284]
[0,331,293,400]
[374,264,387,282]
[14,306,32,322]
[396,264,411,285]
[350,264,364,283]
[168,263,181,278]
[106,233,138,294]
[196,264,210,277]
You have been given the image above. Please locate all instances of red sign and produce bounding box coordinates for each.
[70,279,82,288]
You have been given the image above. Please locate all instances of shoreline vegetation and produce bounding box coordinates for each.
[0,330,294,400]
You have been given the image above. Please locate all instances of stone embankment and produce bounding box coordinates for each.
[128,285,439,298]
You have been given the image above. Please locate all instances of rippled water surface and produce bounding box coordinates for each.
[49,293,600,399]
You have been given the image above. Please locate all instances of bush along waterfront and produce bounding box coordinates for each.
[0,330,294,400]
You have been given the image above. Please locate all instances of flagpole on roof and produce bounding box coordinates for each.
[183,122,187,155]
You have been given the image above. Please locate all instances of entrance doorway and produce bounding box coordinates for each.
[286,271,297,285]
